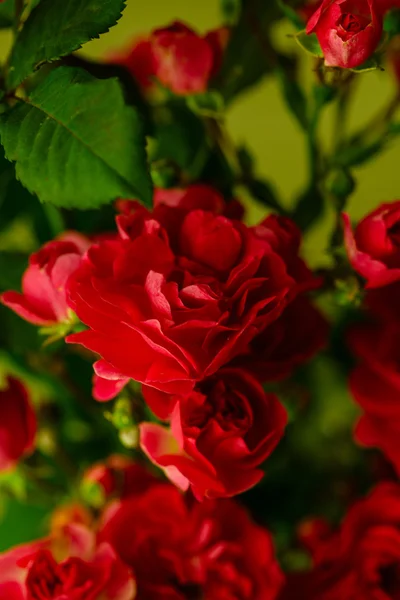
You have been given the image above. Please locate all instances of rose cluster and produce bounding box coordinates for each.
[0,459,283,600]
[343,203,400,475]
[1,185,326,499]
[280,482,400,599]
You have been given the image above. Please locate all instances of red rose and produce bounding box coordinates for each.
[67,193,315,402]
[0,377,36,472]
[140,368,287,499]
[1,233,89,326]
[100,482,284,599]
[348,321,400,474]
[231,295,328,382]
[280,483,400,599]
[0,523,135,600]
[298,0,323,21]
[343,204,400,288]
[82,454,156,501]
[306,0,383,69]
[115,21,228,95]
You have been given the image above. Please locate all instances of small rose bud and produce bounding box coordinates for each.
[0,377,36,471]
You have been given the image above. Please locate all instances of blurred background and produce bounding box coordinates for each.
[0,0,398,554]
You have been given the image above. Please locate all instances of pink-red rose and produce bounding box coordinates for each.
[1,233,89,326]
[306,0,383,69]
[280,483,400,599]
[67,191,316,403]
[348,321,400,474]
[140,368,287,499]
[0,377,36,472]
[0,522,135,600]
[343,203,400,288]
[100,482,284,600]
[115,21,228,95]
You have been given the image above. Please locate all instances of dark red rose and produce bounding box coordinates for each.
[67,193,316,407]
[231,295,328,382]
[100,482,284,599]
[306,0,383,69]
[140,368,287,499]
[348,321,400,474]
[0,377,36,472]
[280,483,400,599]
[114,21,228,95]
[1,233,89,326]
[343,205,400,288]
[298,0,323,21]
[82,454,156,501]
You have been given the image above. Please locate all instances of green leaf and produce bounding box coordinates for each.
[292,184,324,231]
[0,0,15,29]
[384,8,400,36]
[186,91,225,118]
[220,0,240,23]
[276,0,305,30]
[295,30,323,57]
[213,0,281,103]
[277,66,308,130]
[8,0,127,89]
[0,67,152,209]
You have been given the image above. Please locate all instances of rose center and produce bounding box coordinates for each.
[188,381,251,432]
[380,562,400,599]
[26,550,65,600]
[389,222,400,248]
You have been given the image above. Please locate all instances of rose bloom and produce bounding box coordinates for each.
[231,295,328,383]
[1,233,89,326]
[140,368,287,499]
[0,376,36,472]
[0,519,135,600]
[343,203,400,288]
[100,481,284,600]
[298,0,323,21]
[280,483,400,599]
[114,21,228,95]
[306,0,383,69]
[348,320,400,474]
[67,189,316,405]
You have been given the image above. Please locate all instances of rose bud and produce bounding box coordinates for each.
[140,368,287,499]
[306,0,383,69]
[100,482,284,599]
[0,377,36,471]
[280,483,400,599]
[343,203,400,288]
[114,21,228,95]
[1,233,89,326]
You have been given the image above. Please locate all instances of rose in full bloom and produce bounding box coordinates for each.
[231,295,328,383]
[280,483,400,599]
[0,520,135,600]
[306,0,383,69]
[140,368,287,499]
[100,481,284,599]
[1,233,89,326]
[348,320,400,474]
[67,191,316,405]
[0,377,36,472]
[114,21,228,95]
[343,203,400,288]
